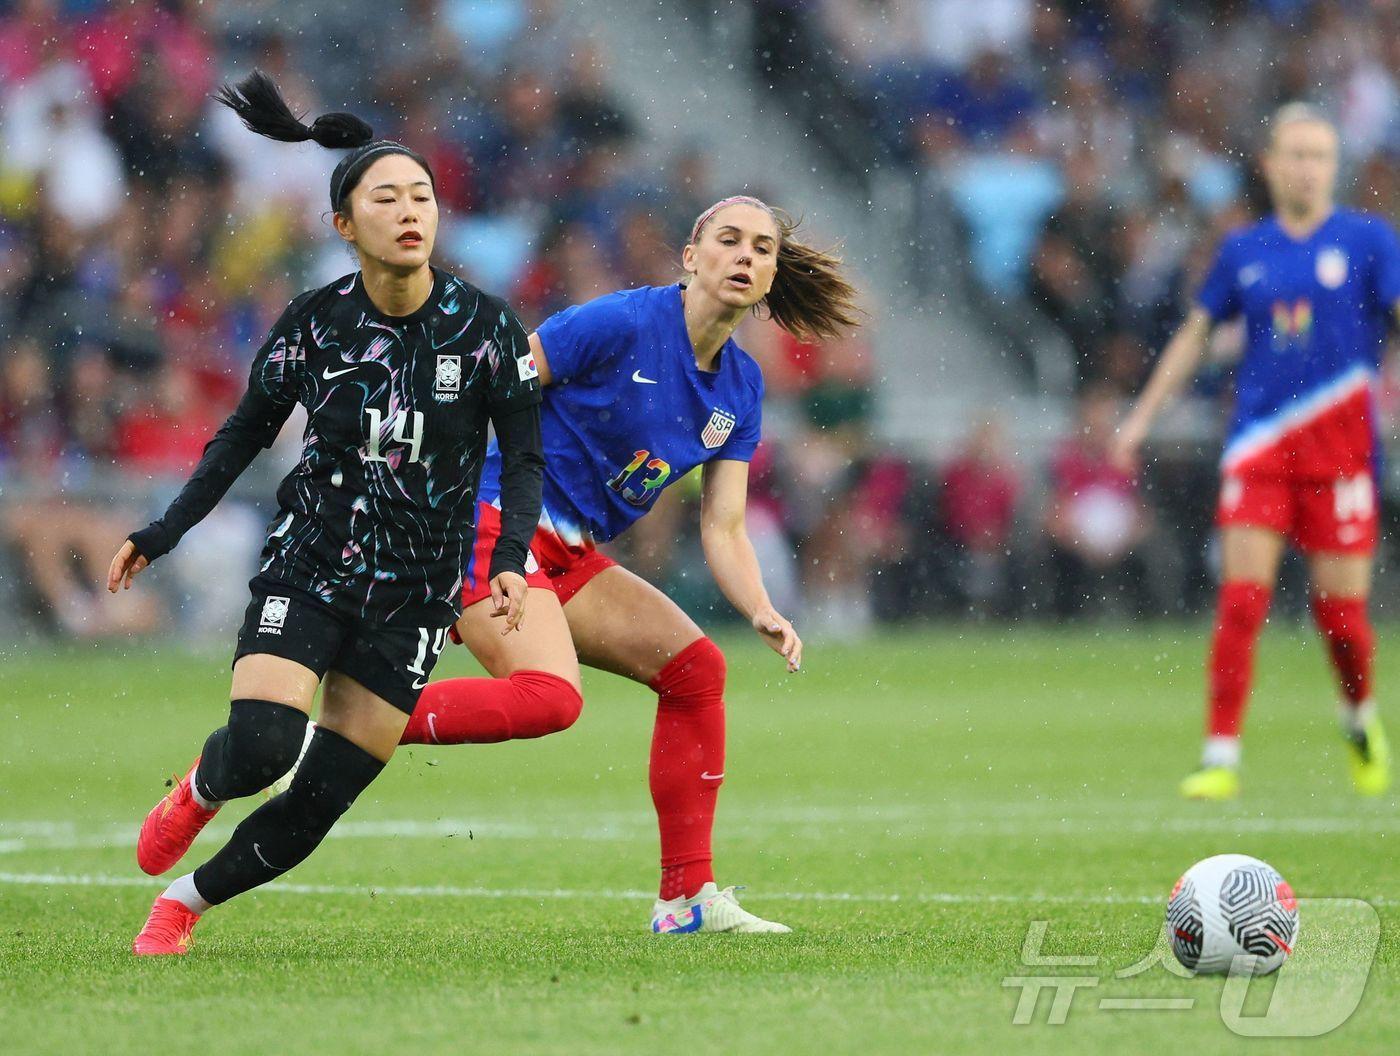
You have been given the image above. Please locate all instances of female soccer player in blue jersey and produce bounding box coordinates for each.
[1116,104,1400,801]
[403,196,859,932]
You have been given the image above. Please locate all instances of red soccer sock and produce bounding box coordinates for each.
[650,638,726,901]
[1206,581,1273,739]
[400,670,582,745]
[1310,595,1374,706]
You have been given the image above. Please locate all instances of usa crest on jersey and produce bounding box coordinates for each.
[1316,247,1348,289]
[701,408,737,449]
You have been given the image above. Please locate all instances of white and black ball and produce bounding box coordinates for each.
[1166,854,1298,975]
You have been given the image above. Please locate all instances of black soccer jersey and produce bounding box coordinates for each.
[131,267,543,627]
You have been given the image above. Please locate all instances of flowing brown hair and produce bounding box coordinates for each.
[688,196,862,342]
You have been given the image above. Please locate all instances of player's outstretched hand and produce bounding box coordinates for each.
[106,540,149,593]
[489,571,529,635]
[753,608,802,673]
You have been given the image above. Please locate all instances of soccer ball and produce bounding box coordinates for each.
[1166,854,1299,976]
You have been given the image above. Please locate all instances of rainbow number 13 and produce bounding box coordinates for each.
[606,449,672,507]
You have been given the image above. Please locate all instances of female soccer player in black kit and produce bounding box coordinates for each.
[106,72,545,955]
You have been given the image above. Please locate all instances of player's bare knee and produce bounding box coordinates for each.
[319,674,408,762]
[230,655,317,711]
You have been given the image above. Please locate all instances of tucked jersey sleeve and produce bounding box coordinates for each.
[1195,235,1242,322]
[482,299,544,413]
[1370,217,1400,307]
[534,289,635,384]
[715,367,765,463]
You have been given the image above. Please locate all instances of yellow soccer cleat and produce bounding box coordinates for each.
[1344,713,1391,796]
[1179,766,1242,801]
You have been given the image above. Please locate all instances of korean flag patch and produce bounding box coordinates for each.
[517,352,540,382]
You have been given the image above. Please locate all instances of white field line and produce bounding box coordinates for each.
[0,870,1165,905]
[2,812,1395,909]
[0,870,1392,908]
[0,808,1394,859]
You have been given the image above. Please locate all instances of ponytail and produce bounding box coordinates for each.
[764,211,862,342]
[214,70,374,149]
[214,70,434,215]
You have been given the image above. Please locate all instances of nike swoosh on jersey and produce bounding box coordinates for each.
[323,365,357,380]
[631,370,658,384]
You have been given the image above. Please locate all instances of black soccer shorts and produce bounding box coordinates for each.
[233,576,450,714]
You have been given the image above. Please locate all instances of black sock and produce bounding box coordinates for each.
[192,726,384,905]
[195,699,308,803]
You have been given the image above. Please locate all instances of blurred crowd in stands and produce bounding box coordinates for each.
[810,0,1400,393]
[2,0,1396,644]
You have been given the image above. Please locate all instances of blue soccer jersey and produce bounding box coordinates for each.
[1195,208,1400,474]
[477,284,765,542]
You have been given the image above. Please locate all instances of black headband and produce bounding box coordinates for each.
[329,140,431,212]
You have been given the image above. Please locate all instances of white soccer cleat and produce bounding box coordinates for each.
[650,883,792,935]
[265,720,317,797]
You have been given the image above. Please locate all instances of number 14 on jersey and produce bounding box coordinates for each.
[364,408,424,465]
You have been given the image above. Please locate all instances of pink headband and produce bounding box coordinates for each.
[688,195,778,244]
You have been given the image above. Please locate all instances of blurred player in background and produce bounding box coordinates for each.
[109,73,543,954]
[389,196,857,933]
[1115,104,1400,800]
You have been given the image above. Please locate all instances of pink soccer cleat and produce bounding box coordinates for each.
[132,897,201,956]
[136,758,218,876]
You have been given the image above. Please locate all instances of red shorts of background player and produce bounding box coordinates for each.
[1216,388,1378,554]
[459,501,617,611]
[1216,469,1378,554]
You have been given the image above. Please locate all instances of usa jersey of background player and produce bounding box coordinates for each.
[1200,205,1400,549]
[1116,104,1398,801]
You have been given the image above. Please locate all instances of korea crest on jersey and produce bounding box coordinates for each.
[701,408,737,449]
[258,595,289,635]
[435,354,461,402]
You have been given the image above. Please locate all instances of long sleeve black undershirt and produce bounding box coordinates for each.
[487,400,544,581]
[128,386,292,562]
[133,383,542,582]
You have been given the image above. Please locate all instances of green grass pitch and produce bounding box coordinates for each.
[1,624,1395,1055]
